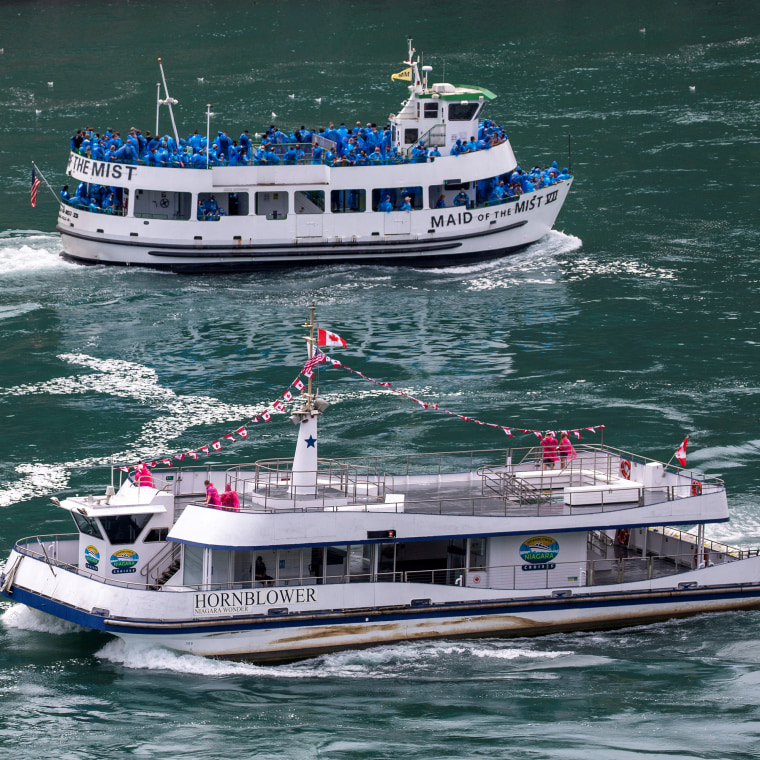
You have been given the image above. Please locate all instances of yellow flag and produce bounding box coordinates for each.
[391,67,412,82]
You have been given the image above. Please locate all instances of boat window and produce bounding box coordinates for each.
[404,128,419,145]
[197,191,249,220]
[330,190,365,213]
[448,103,480,121]
[295,190,325,214]
[134,189,192,220]
[377,543,396,580]
[277,548,303,584]
[469,538,487,569]
[395,539,452,583]
[348,545,372,583]
[70,511,104,539]
[428,182,473,209]
[255,191,288,220]
[325,545,348,584]
[144,527,169,543]
[99,514,151,545]
[308,547,324,584]
[183,545,204,586]
[424,102,439,119]
[372,186,423,211]
[255,550,276,586]
[64,183,129,216]
[233,550,253,585]
[210,548,231,587]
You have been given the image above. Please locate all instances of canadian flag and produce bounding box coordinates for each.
[503,428,513,437]
[317,328,347,348]
[174,453,185,461]
[161,459,172,467]
[272,400,285,411]
[211,440,222,452]
[199,446,210,455]
[293,378,305,392]
[236,426,248,439]
[261,411,271,422]
[675,436,688,467]
[188,451,198,460]
[282,389,293,402]
[224,433,236,443]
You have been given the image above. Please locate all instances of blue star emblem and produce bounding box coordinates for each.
[305,435,317,448]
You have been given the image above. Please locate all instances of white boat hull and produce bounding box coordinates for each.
[6,548,760,661]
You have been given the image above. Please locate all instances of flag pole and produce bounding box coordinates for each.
[32,161,61,204]
[302,302,317,413]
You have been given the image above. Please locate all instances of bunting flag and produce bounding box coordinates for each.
[391,67,412,82]
[116,352,604,472]
[318,350,605,445]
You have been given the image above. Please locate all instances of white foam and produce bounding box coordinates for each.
[1,603,87,634]
[0,233,69,273]
[96,636,576,678]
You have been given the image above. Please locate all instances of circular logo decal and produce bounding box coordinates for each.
[110,549,139,574]
[519,536,559,564]
[84,545,100,567]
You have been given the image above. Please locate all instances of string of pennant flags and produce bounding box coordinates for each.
[119,345,604,472]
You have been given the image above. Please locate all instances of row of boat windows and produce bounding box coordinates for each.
[67,175,553,222]
[184,538,488,587]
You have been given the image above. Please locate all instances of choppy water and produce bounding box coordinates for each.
[1,1,760,758]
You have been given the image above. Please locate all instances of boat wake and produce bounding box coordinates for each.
[0,231,68,273]
[95,637,574,679]
[1,602,87,635]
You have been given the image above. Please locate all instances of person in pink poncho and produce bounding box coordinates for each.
[204,479,221,507]
[558,431,577,468]
[540,431,559,470]
[220,482,240,511]
[135,463,154,487]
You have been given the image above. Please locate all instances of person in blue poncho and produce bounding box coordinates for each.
[217,131,231,159]
[60,185,70,202]
[399,196,412,211]
[378,195,393,213]
[453,190,469,207]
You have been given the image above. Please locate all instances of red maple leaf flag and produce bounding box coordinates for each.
[675,437,688,466]
[293,378,305,392]
[317,328,347,348]
[211,440,222,452]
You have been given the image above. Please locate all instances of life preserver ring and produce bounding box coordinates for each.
[615,528,630,546]
[691,480,702,496]
[620,459,631,480]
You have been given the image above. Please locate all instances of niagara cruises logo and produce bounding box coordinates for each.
[110,549,139,574]
[519,535,559,571]
[84,545,100,569]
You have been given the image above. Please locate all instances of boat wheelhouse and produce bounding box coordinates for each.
[3,308,760,662]
[56,40,573,272]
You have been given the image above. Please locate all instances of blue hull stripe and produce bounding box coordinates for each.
[5,582,760,639]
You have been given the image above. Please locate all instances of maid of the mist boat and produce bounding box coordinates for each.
[3,307,760,661]
[56,39,573,272]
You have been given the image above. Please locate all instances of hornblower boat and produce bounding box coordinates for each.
[3,311,759,662]
[56,39,572,272]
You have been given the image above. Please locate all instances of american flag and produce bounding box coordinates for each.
[30,168,41,208]
[303,348,326,374]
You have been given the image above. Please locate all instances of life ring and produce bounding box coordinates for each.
[691,480,702,496]
[620,459,631,480]
[615,528,630,546]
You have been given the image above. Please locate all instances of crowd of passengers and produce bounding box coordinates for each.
[68,119,512,168]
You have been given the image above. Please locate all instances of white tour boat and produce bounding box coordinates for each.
[3,308,760,661]
[55,40,573,272]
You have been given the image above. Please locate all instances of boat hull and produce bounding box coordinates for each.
[5,549,760,662]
